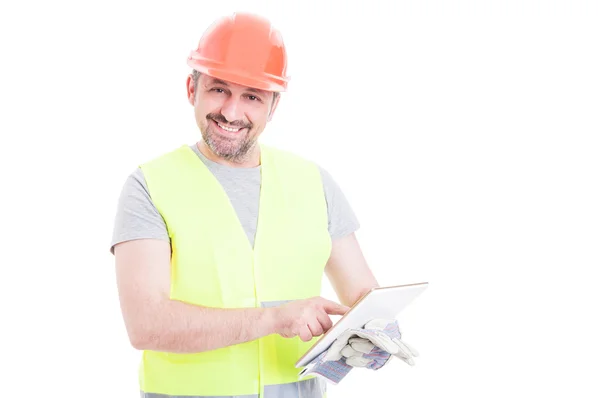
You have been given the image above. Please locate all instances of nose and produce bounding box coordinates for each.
[220,96,244,123]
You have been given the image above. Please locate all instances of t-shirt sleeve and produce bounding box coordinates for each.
[110,168,170,254]
[318,165,361,240]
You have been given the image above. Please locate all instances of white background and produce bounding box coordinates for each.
[1,0,599,397]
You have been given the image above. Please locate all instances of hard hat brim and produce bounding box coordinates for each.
[188,58,289,93]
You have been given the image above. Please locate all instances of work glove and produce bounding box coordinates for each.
[299,319,419,385]
[322,318,419,369]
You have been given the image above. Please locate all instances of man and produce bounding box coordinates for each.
[111,12,418,398]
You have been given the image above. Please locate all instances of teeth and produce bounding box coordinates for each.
[218,123,240,132]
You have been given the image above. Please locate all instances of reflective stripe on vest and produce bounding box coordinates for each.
[141,377,326,398]
[138,144,331,398]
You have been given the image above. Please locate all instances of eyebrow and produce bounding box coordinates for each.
[209,78,267,96]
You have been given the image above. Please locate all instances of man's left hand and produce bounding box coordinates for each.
[322,318,419,370]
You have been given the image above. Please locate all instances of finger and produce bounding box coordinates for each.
[399,340,420,357]
[308,319,324,337]
[345,356,372,367]
[316,310,333,332]
[323,331,354,361]
[323,344,344,361]
[392,345,414,361]
[355,330,397,354]
[349,337,375,354]
[392,338,419,357]
[321,299,350,315]
[298,326,313,342]
[391,344,410,359]
[399,356,416,366]
[332,330,355,346]
[341,344,360,358]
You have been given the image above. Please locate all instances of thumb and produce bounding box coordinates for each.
[394,338,419,358]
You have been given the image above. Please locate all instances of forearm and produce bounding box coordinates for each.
[129,298,277,353]
[349,283,380,306]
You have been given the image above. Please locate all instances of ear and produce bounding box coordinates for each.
[267,93,281,122]
[186,74,195,106]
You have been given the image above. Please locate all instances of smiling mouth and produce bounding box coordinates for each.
[217,122,241,132]
[209,118,249,136]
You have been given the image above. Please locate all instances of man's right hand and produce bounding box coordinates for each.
[271,297,350,342]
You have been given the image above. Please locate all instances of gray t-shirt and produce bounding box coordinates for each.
[110,144,360,254]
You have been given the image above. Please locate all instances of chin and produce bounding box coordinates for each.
[208,137,243,155]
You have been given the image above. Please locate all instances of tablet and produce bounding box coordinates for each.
[295,282,428,368]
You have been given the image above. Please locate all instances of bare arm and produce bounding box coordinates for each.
[114,238,277,353]
[324,232,380,307]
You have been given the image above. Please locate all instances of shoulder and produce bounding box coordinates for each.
[119,167,150,196]
[262,144,312,163]
[140,145,194,171]
[261,144,340,186]
[315,164,335,187]
[261,144,323,176]
[111,166,169,254]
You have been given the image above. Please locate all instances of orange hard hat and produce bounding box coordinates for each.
[187,12,290,92]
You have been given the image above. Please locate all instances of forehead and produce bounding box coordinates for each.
[201,75,270,97]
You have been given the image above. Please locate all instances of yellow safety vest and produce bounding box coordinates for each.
[138,144,332,397]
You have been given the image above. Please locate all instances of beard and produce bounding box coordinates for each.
[201,113,256,163]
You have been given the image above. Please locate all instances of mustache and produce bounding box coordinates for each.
[207,113,252,129]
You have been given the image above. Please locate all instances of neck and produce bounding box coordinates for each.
[196,141,261,168]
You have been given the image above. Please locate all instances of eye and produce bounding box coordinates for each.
[246,94,262,102]
[212,88,225,93]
